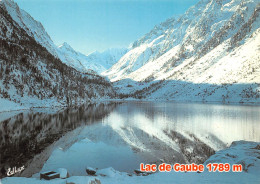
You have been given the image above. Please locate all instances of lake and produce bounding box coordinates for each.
[0,102,259,177]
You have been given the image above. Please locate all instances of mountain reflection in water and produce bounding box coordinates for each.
[1,102,259,177]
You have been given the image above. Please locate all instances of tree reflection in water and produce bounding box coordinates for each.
[0,102,118,178]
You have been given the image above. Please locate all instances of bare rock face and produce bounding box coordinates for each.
[86,167,97,176]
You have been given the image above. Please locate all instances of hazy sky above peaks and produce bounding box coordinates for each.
[15,0,200,55]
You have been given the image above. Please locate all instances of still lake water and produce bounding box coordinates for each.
[0,102,260,176]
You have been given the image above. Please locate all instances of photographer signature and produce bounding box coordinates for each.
[6,166,25,176]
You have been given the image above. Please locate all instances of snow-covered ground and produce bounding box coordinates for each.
[1,141,259,184]
[0,96,67,113]
[0,98,28,113]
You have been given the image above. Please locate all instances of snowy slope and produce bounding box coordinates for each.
[1,0,85,72]
[104,0,260,103]
[57,42,99,74]
[0,0,116,109]
[1,0,59,57]
[1,0,125,74]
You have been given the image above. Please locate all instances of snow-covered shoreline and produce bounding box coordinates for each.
[1,97,260,114]
[1,0,259,182]
[0,98,29,113]
[109,98,260,106]
[0,97,115,114]
[1,141,259,184]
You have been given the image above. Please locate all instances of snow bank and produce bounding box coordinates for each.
[204,141,260,174]
[56,168,68,179]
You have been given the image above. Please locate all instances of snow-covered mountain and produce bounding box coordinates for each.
[86,48,128,73]
[58,43,128,74]
[0,0,115,108]
[58,42,101,74]
[1,0,125,74]
[104,0,260,103]
[1,0,58,57]
[57,42,86,73]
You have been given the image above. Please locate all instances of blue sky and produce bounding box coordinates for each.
[16,0,200,55]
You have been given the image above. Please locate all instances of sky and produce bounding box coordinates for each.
[15,0,200,55]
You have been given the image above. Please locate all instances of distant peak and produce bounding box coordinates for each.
[59,42,70,47]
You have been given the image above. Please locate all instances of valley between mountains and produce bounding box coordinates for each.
[0,0,260,112]
[0,0,260,184]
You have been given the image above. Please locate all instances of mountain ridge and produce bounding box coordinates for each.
[104,0,260,104]
[1,0,126,74]
[0,0,116,109]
